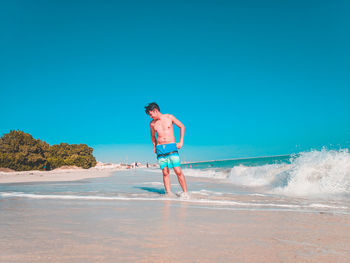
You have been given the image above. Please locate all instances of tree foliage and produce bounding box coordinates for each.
[0,130,97,171]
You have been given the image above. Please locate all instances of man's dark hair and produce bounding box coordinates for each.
[145,102,160,115]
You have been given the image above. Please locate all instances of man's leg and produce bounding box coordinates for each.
[173,166,188,192]
[162,166,171,194]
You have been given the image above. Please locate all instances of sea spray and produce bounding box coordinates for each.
[184,149,350,197]
[273,148,350,196]
[229,164,290,187]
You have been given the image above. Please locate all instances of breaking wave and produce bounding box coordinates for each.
[184,149,350,197]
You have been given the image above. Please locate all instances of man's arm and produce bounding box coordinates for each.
[150,122,157,153]
[171,115,185,149]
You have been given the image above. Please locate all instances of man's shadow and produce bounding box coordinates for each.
[134,186,165,194]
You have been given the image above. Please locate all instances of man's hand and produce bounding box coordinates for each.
[171,115,185,151]
[154,147,157,154]
[176,142,183,149]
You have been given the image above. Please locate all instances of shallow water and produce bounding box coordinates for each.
[2,166,350,262]
[1,165,349,214]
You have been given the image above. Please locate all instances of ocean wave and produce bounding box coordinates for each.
[184,149,350,198]
[229,164,291,187]
[272,148,350,197]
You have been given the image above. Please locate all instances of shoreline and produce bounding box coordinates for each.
[1,198,350,262]
[0,167,123,184]
[1,168,350,262]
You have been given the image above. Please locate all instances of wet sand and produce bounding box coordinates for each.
[1,197,350,263]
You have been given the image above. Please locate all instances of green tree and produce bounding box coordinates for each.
[0,130,97,171]
[0,130,47,170]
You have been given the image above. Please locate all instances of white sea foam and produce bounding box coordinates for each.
[2,191,349,214]
[248,193,267,197]
[229,164,290,187]
[184,149,350,198]
[229,149,350,198]
[182,168,228,179]
[190,189,225,196]
[0,192,307,209]
[273,149,350,197]
[1,191,348,212]
[308,203,348,209]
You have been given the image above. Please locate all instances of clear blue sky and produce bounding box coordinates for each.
[1,0,349,163]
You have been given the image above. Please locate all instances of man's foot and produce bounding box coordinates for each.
[165,192,176,198]
[177,192,190,199]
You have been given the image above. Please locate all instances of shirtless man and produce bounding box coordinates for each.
[145,102,188,195]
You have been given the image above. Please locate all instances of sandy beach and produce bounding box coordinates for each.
[0,166,122,184]
[1,168,350,262]
[1,194,350,262]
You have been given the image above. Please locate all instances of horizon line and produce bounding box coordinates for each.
[182,154,293,164]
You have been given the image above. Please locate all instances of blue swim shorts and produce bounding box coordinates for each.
[156,143,181,170]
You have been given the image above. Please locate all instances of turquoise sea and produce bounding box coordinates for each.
[181,154,292,169]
